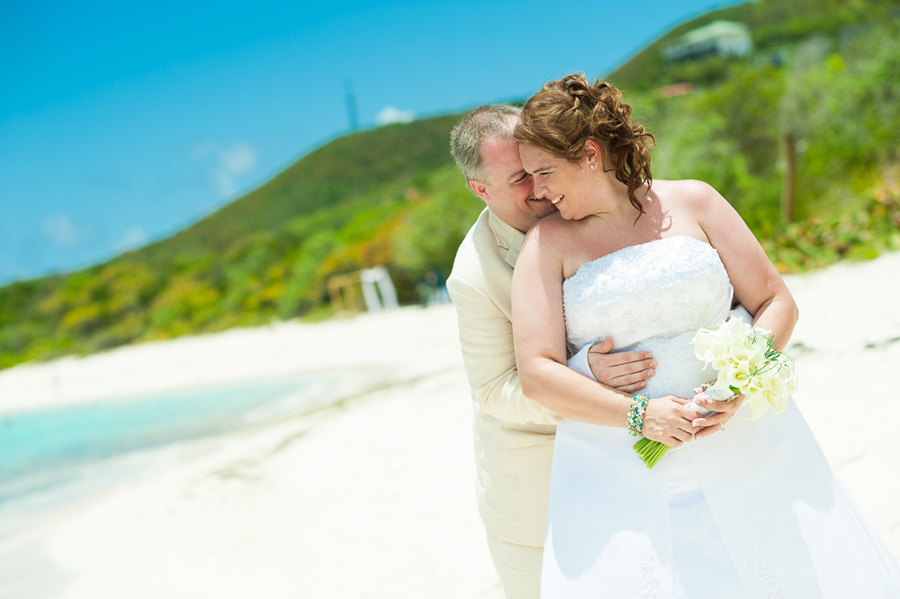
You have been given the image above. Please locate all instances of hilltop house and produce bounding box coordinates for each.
[663,20,753,62]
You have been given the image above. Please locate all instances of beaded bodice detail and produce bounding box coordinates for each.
[563,235,733,357]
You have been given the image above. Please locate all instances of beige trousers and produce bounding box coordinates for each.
[485,530,543,599]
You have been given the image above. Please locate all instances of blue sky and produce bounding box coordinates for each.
[0,0,745,285]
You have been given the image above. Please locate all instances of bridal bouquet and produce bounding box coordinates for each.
[633,318,797,469]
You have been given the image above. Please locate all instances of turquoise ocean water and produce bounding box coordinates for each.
[0,369,382,542]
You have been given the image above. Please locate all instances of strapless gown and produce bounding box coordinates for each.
[542,236,900,599]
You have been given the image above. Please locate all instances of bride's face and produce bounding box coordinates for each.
[519,143,595,221]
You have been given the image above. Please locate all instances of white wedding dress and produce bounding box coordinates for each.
[542,235,900,599]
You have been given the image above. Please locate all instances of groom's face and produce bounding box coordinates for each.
[469,136,557,233]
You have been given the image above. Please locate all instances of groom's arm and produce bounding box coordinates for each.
[448,276,561,426]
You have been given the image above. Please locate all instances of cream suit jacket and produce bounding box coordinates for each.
[447,208,561,548]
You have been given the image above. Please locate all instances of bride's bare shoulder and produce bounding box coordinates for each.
[651,179,725,212]
[526,212,569,240]
[521,213,578,263]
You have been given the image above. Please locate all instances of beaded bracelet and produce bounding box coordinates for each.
[626,394,649,436]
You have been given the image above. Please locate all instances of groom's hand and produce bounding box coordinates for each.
[587,337,657,393]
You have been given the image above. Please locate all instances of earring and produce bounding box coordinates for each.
[590,163,595,170]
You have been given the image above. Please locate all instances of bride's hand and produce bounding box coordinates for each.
[693,393,744,439]
[641,396,701,448]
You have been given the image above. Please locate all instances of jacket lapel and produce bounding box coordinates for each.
[488,210,525,270]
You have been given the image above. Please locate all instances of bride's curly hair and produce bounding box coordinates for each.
[514,74,655,215]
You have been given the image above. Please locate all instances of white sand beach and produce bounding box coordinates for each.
[0,250,899,598]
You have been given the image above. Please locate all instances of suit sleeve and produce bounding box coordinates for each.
[447,276,562,426]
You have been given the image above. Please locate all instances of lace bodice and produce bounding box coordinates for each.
[563,236,732,349]
[563,236,734,397]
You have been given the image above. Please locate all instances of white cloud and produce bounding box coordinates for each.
[43,214,88,247]
[212,170,237,197]
[192,141,258,198]
[376,106,415,126]
[115,227,149,252]
[219,143,256,173]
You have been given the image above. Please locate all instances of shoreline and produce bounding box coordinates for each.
[0,303,462,415]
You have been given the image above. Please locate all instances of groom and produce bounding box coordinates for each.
[446,104,738,599]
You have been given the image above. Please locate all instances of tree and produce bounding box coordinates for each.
[777,36,830,222]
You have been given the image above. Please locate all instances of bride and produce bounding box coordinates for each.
[510,74,900,598]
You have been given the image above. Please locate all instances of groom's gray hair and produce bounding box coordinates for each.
[450,104,521,185]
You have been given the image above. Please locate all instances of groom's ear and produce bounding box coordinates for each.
[469,179,491,203]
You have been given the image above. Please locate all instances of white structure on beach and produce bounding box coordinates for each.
[663,20,754,62]
[360,265,399,312]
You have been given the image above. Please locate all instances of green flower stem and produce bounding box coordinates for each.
[633,437,671,469]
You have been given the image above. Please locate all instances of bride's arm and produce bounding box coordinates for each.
[512,220,700,445]
[694,182,799,350]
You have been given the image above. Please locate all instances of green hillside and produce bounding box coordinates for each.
[1,0,899,371]
[608,0,900,92]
